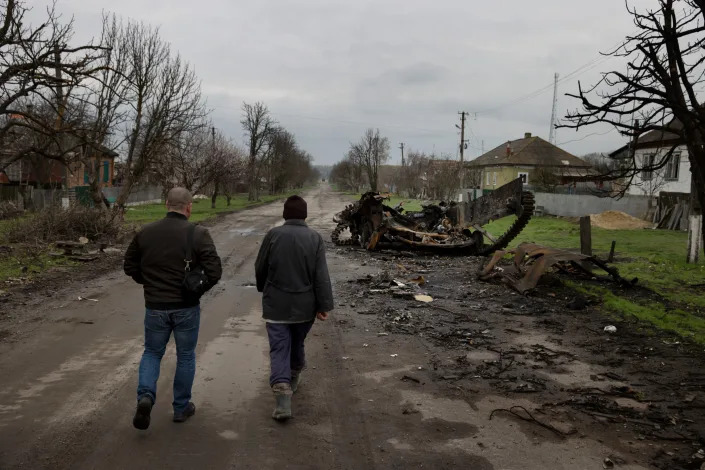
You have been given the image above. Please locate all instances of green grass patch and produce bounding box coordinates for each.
[385,196,424,213]
[0,219,12,237]
[347,193,426,212]
[0,250,77,286]
[573,283,705,344]
[125,191,305,225]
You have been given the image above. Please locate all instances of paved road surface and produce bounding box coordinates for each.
[0,184,650,470]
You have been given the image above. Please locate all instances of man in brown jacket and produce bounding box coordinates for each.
[255,195,334,420]
[124,187,222,430]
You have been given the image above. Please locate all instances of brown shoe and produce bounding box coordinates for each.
[272,383,293,421]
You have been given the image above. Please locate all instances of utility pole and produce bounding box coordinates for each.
[549,72,559,145]
[457,111,467,200]
[399,142,405,167]
[211,126,218,209]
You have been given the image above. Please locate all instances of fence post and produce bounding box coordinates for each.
[608,240,616,262]
[580,216,592,256]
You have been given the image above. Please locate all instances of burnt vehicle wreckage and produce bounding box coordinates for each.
[332,178,535,256]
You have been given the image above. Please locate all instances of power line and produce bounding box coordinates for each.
[475,36,631,116]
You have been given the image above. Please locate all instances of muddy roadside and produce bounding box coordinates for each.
[0,200,287,344]
[326,243,705,470]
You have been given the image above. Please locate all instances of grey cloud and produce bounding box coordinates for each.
[38,0,637,164]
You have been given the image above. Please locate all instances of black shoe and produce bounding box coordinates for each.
[173,402,196,423]
[133,396,153,430]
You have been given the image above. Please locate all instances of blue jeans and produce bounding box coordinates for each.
[266,321,314,386]
[137,306,200,413]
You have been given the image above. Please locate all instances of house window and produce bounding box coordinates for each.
[665,152,680,181]
[641,154,655,181]
[486,172,490,186]
[493,172,497,186]
[518,172,529,185]
[83,167,89,184]
[103,161,110,183]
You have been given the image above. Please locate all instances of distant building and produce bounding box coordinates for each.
[468,132,594,191]
[0,144,118,189]
[609,120,691,196]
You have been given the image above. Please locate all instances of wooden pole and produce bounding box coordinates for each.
[580,216,592,256]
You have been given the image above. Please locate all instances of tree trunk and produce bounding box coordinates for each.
[211,181,219,209]
[687,159,705,263]
[90,180,109,211]
[114,177,134,215]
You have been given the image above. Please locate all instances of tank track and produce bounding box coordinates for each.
[477,191,535,256]
[331,223,357,246]
[331,203,359,246]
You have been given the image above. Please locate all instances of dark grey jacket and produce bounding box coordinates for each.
[255,219,334,322]
[124,212,222,309]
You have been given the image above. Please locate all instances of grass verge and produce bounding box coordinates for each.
[485,215,705,344]
[125,191,304,225]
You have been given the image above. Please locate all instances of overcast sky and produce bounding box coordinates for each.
[38,0,648,165]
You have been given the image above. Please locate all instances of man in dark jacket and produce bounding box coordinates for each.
[124,187,222,430]
[255,195,334,421]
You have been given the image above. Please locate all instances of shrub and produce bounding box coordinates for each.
[4,205,123,244]
[0,201,22,220]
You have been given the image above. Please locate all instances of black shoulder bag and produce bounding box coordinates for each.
[182,224,210,300]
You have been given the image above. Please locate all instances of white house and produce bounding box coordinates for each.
[610,122,692,197]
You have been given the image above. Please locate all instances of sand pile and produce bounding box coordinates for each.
[589,210,653,230]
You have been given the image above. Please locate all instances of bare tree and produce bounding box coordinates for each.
[397,150,429,198]
[241,102,276,201]
[426,156,461,201]
[560,0,705,260]
[330,157,363,192]
[114,21,206,210]
[216,143,247,206]
[349,128,389,191]
[0,0,102,173]
[265,129,317,194]
[72,14,132,208]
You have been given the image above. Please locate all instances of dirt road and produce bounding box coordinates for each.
[0,184,671,469]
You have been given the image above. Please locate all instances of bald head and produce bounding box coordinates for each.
[166,187,193,216]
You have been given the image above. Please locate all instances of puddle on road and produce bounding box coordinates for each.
[386,437,414,451]
[227,227,265,237]
[218,430,239,440]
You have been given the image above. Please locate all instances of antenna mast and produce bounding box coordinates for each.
[549,72,559,144]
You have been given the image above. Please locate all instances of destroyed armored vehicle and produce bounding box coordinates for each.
[332,178,534,256]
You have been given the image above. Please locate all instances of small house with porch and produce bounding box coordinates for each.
[468,133,594,191]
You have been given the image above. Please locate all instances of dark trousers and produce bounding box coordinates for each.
[266,321,314,386]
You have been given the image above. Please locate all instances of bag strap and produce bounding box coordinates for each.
[184,224,196,272]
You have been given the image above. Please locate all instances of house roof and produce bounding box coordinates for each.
[469,134,592,168]
[609,118,684,158]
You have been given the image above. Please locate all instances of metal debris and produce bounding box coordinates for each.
[332,178,534,255]
[479,242,637,294]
